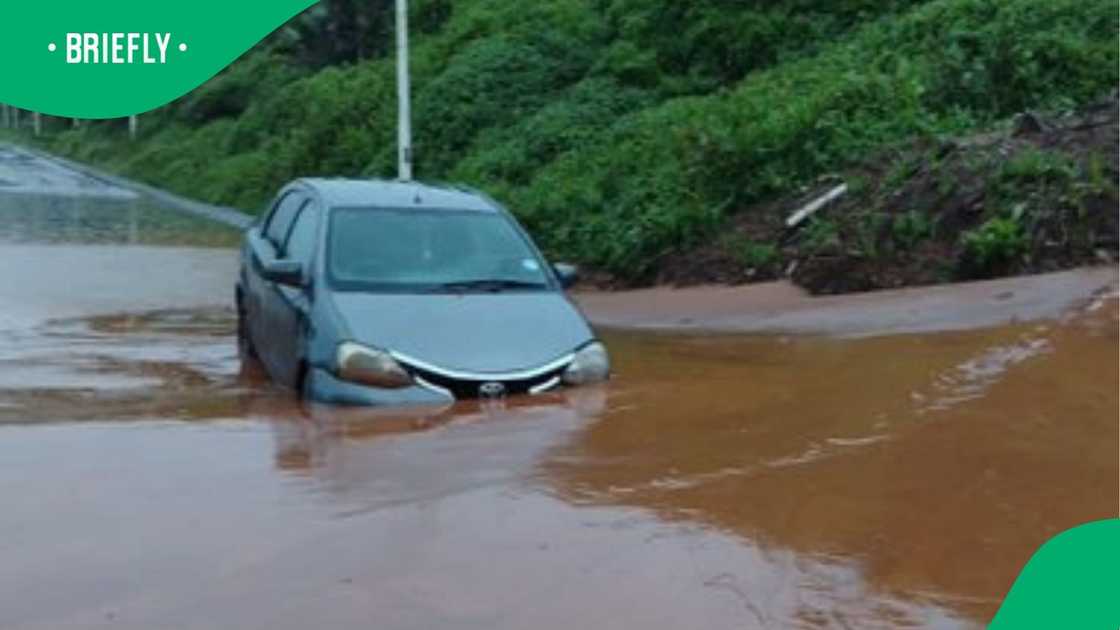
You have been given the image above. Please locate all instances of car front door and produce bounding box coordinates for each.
[268,199,321,390]
[248,190,308,381]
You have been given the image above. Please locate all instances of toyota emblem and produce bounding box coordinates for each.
[479,382,506,399]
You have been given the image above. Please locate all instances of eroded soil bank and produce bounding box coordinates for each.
[648,94,1119,294]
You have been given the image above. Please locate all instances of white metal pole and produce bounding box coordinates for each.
[33,112,41,136]
[396,0,413,181]
[128,115,138,141]
[1,104,8,129]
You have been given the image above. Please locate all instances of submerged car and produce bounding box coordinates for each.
[236,179,609,406]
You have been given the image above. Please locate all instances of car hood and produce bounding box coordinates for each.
[330,292,594,374]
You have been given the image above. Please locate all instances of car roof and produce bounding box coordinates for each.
[298,178,499,213]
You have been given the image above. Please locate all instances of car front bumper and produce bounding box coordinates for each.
[305,367,456,407]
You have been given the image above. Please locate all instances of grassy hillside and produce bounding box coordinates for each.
[28,0,1120,285]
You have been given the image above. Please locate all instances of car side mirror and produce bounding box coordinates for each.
[553,263,579,289]
[262,259,305,287]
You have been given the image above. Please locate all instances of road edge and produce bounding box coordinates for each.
[0,140,254,230]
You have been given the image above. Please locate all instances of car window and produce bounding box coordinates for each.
[327,207,551,293]
[282,203,319,266]
[264,192,307,246]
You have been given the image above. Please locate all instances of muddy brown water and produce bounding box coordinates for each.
[0,180,1117,629]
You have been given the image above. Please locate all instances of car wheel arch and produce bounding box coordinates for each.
[296,360,311,400]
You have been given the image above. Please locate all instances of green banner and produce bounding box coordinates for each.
[991,519,1119,628]
[0,1,316,118]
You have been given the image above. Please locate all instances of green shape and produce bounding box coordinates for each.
[0,0,316,118]
[991,519,1120,629]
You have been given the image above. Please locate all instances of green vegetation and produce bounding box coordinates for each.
[801,217,842,256]
[729,239,780,271]
[892,210,935,250]
[18,0,1120,283]
[961,216,1029,275]
[995,148,1078,194]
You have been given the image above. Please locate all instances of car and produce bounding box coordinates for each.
[236,178,610,406]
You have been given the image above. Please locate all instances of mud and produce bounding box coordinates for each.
[1,154,1117,630]
[575,267,1118,337]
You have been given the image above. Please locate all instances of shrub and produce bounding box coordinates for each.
[735,241,780,270]
[802,217,842,255]
[901,0,1119,116]
[452,78,652,186]
[998,148,1077,185]
[599,0,933,92]
[892,210,935,249]
[175,52,306,123]
[960,216,1029,275]
[412,36,582,176]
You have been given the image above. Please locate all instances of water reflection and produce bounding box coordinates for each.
[265,390,608,516]
[0,145,137,200]
[0,191,238,246]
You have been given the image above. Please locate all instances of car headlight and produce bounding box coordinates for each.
[335,342,413,389]
[562,342,610,386]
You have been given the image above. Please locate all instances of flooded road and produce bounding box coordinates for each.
[0,148,1117,629]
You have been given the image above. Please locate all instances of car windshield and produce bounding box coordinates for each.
[328,207,552,293]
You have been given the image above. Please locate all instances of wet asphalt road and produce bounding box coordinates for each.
[0,146,1117,630]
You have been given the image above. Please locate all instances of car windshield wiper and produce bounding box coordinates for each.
[428,279,546,293]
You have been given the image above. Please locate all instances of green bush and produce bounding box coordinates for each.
[452,78,652,186]
[412,36,587,176]
[735,241,780,270]
[892,210,935,249]
[802,217,843,255]
[960,216,1029,274]
[998,148,1077,184]
[599,0,932,92]
[175,52,306,123]
[898,0,1118,116]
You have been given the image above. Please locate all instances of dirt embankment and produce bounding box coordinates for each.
[575,267,1117,337]
[647,93,1119,295]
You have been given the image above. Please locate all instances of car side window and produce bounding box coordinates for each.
[264,192,307,247]
[282,203,319,266]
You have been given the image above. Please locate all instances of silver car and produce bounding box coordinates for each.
[236,179,610,406]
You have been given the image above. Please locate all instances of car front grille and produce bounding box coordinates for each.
[399,359,568,400]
